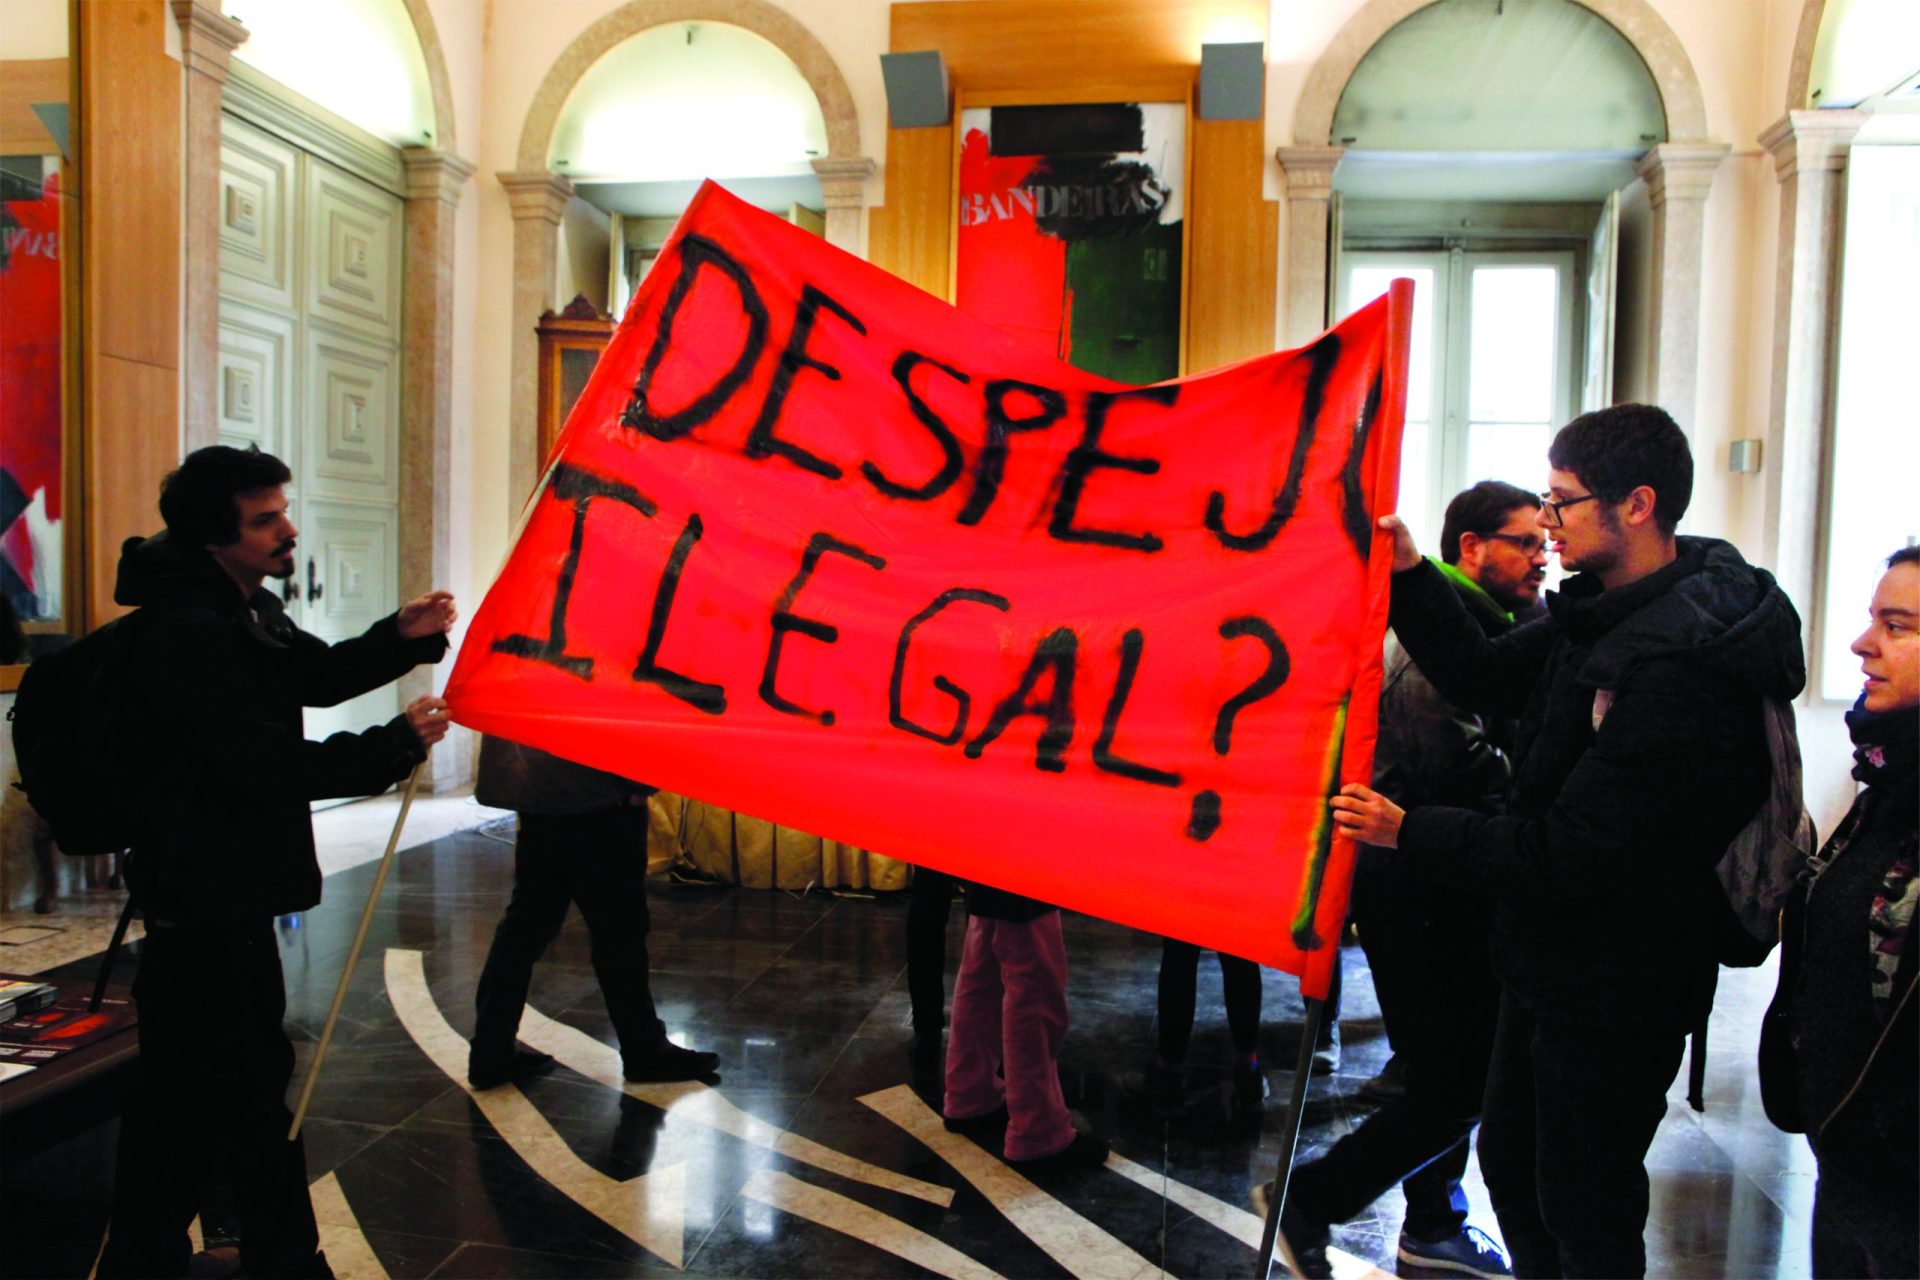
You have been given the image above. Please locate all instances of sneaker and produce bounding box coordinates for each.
[1310,1022,1341,1076]
[942,1103,1007,1137]
[1007,1130,1108,1172]
[468,1046,555,1091]
[623,1042,719,1082]
[1250,1182,1332,1280]
[1397,1225,1512,1279]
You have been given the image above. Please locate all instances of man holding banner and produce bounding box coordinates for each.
[1332,405,1805,1277]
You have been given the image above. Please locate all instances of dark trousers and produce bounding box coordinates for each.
[907,867,959,1036]
[1290,869,1497,1240]
[1476,991,1685,1278]
[472,807,664,1073]
[1811,1157,1920,1279]
[99,922,324,1279]
[1156,938,1261,1063]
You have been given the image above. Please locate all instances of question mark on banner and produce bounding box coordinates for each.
[1187,616,1291,840]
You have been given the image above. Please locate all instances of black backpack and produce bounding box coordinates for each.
[7,613,142,856]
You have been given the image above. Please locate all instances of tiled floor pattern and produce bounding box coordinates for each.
[3,818,1813,1278]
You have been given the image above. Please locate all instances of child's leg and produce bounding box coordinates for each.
[994,912,1075,1161]
[944,917,1007,1120]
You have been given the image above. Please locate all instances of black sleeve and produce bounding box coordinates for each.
[1388,561,1555,720]
[1372,645,1508,814]
[287,613,449,708]
[136,610,427,803]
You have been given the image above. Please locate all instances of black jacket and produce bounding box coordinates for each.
[113,533,447,924]
[1780,778,1918,1182]
[1388,537,1805,1033]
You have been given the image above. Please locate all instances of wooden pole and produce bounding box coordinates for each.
[1257,993,1326,1279]
[288,761,425,1140]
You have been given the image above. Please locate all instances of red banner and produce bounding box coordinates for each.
[447,182,1408,995]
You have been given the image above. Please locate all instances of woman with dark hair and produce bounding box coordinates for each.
[1765,545,1918,1278]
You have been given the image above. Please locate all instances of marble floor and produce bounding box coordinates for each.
[2,815,1814,1279]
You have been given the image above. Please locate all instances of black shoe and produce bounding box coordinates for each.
[943,1103,1008,1137]
[667,861,728,889]
[1008,1131,1108,1172]
[1146,1062,1185,1118]
[624,1041,719,1082]
[1231,1060,1269,1113]
[468,1046,555,1091]
[908,1030,943,1075]
[1250,1182,1331,1279]
[1355,1052,1407,1104]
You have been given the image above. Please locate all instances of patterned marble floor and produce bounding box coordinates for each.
[2,819,1812,1279]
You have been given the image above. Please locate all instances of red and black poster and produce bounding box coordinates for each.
[446,181,1409,995]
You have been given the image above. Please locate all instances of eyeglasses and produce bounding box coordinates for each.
[1537,492,1600,528]
[1483,532,1547,556]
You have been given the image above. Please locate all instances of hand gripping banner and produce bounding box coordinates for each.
[447,182,1409,996]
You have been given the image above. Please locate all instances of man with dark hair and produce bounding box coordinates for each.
[1265,480,1543,1279]
[1328,405,1805,1277]
[98,445,458,1280]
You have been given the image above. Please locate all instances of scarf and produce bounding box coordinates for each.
[1846,696,1919,1014]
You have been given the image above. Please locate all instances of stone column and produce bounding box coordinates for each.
[1756,110,1866,619]
[172,0,249,450]
[399,149,474,791]
[1633,142,1730,435]
[811,156,875,257]
[497,170,573,517]
[1274,145,1345,348]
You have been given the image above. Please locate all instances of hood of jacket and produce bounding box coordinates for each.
[1549,536,1805,699]
[114,532,246,611]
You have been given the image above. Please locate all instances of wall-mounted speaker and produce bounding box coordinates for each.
[1199,43,1264,122]
[880,51,951,129]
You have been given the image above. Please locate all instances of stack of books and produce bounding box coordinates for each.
[0,979,58,1024]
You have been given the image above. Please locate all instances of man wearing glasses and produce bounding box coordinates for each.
[1328,405,1805,1278]
[1268,481,1545,1279]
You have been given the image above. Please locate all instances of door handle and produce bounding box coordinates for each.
[306,556,323,604]
[280,574,296,605]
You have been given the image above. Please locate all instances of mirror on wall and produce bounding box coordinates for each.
[0,0,79,682]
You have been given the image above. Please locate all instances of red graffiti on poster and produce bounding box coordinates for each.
[446,182,1409,994]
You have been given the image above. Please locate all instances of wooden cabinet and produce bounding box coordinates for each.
[536,295,614,465]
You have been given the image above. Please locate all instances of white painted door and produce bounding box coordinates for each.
[217,112,404,759]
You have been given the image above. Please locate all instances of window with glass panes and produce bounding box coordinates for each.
[1338,251,1578,554]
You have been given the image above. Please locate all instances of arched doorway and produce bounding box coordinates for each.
[499,0,869,513]
[1279,0,1726,498]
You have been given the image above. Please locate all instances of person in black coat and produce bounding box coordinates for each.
[1766,545,1918,1278]
[1330,406,1806,1278]
[1275,482,1545,1280]
[98,446,455,1280]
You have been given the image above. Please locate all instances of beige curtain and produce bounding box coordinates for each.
[644,791,911,892]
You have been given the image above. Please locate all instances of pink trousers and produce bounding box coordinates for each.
[943,912,1074,1161]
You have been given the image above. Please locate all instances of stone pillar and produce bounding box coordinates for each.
[811,156,875,257]
[1633,142,1730,436]
[172,0,249,450]
[497,170,573,518]
[1274,145,1345,348]
[399,149,474,791]
[1756,110,1865,620]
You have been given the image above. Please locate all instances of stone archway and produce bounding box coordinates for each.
[1276,0,1727,439]
[497,0,874,514]
[1290,0,1709,149]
